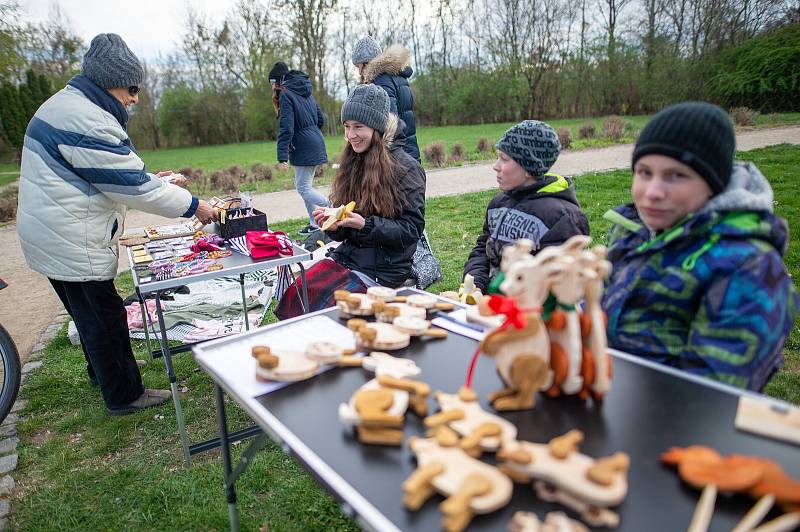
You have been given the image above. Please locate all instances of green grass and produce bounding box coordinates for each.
[3,113,799,197]
[10,144,799,529]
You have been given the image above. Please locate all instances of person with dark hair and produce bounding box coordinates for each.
[16,33,217,415]
[269,61,328,237]
[274,84,425,319]
[602,101,799,391]
[463,120,590,293]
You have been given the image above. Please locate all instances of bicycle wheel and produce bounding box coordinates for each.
[0,324,21,423]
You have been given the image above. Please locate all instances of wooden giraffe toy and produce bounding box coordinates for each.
[477,241,570,410]
[543,236,594,397]
[404,435,514,532]
[498,430,630,528]
[339,352,429,445]
[579,246,613,400]
[424,387,518,457]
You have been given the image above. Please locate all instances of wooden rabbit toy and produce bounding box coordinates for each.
[404,435,514,532]
[338,352,430,445]
[477,241,570,411]
[424,388,518,457]
[543,235,594,397]
[579,246,613,400]
[498,430,630,528]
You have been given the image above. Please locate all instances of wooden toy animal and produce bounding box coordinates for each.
[404,435,514,532]
[348,319,411,351]
[335,290,375,318]
[508,511,588,532]
[252,345,319,382]
[661,446,800,532]
[498,430,630,528]
[424,389,517,457]
[579,246,613,400]
[543,236,593,397]
[339,352,429,445]
[477,243,570,411]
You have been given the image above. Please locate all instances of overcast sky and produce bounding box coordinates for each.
[17,0,233,61]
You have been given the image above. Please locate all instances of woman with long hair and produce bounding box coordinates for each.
[269,61,329,236]
[275,84,426,319]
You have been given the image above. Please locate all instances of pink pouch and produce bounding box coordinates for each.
[245,230,293,259]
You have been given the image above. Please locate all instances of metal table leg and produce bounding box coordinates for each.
[296,263,309,313]
[214,385,268,531]
[154,290,191,464]
[239,273,250,332]
[135,287,155,362]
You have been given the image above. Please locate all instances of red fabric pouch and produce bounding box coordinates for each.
[245,230,293,259]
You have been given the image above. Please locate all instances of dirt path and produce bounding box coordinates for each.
[2,126,799,361]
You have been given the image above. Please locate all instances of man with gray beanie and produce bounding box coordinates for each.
[352,35,420,161]
[17,33,216,416]
[464,120,589,292]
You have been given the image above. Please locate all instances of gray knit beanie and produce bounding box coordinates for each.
[351,36,382,65]
[81,33,144,89]
[341,84,390,133]
[496,120,561,178]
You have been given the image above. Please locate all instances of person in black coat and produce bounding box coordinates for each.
[351,37,420,162]
[269,62,329,236]
[313,84,426,287]
[464,120,590,292]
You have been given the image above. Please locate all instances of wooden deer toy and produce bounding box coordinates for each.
[424,388,518,458]
[339,352,429,445]
[477,242,570,411]
[543,236,594,397]
[508,511,588,532]
[498,430,630,528]
[404,435,514,532]
[579,246,613,400]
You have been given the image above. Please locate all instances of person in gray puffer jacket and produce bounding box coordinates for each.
[17,34,217,416]
[464,120,590,292]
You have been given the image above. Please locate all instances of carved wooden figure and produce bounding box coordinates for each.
[404,436,514,532]
[335,290,376,318]
[580,246,613,400]
[339,352,429,445]
[498,430,630,528]
[251,345,319,382]
[372,301,427,322]
[508,511,588,532]
[543,235,593,397]
[425,388,518,457]
[478,243,570,410]
[661,446,800,532]
[348,319,411,351]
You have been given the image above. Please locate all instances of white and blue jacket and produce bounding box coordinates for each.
[17,76,198,281]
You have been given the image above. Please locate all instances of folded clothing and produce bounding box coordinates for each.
[245,230,293,259]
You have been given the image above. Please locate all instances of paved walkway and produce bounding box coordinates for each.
[2,126,799,361]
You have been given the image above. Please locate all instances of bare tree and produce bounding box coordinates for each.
[280,0,338,94]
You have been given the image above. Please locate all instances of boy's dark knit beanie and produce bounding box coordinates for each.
[632,102,735,195]
[496,120,561,178]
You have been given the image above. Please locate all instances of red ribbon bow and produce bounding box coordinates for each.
[486,294,528,330]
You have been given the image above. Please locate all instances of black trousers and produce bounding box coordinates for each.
[49,278,144,409]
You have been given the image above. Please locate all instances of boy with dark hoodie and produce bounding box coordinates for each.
[464,120,590,292]
[602,102,799,391]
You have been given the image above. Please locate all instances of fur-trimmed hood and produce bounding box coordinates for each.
[361,45,412,83]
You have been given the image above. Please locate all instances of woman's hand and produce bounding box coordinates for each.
[312,207,328,228]
[337,212,365,230]
[156,170,188,186]
[278,162,289,171]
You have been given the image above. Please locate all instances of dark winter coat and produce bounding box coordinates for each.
[361,45,420,162]
[464,174,590,291]
[602,162,799,391]
[277,71,328,167]
[328,118,426,287]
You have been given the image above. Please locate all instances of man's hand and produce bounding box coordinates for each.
[194,200,218,225]
[156,170,188,186]
[278,162,289,171]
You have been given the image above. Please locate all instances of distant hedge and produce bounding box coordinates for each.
[706,23,800,111]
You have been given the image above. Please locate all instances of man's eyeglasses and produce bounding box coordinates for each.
[128,86,140,96]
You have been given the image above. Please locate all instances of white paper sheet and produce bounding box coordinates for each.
[195,315,358,397]
[431,308,489,341]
